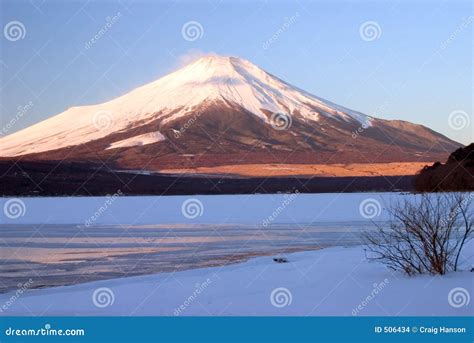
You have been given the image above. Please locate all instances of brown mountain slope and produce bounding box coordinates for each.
[8,100,460,171]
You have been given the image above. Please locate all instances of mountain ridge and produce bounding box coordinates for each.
[0,55,461,170]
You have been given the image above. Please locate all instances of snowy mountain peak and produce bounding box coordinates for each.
[0,54,460,165]
[185,55,258,75]
[0,54,375,156]
[137,54,371,125]
[189,54,242,70]
[0,54,425,158]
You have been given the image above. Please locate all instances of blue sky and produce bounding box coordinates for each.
[0,0,472,144]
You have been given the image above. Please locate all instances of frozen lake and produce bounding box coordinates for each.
[0,222,375,293]
[0,192,420,292]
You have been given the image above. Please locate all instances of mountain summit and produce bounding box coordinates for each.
[0,55,460,170]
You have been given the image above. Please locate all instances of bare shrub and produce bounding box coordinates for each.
[363,193,473,276]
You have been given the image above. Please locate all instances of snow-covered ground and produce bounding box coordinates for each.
[106,132,165,150]
[1,241,472,317]
[1,193,472,316]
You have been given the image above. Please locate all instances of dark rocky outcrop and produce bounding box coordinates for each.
[415,143,474,192]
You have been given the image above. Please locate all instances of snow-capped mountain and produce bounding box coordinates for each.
[0,55,460,170]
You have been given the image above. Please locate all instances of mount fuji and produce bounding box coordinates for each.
[0,55,460,172]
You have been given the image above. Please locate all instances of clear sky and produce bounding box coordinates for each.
[0,0,472,144]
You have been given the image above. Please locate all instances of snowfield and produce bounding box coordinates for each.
[1,241,472,317]
[106,132,166,150]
